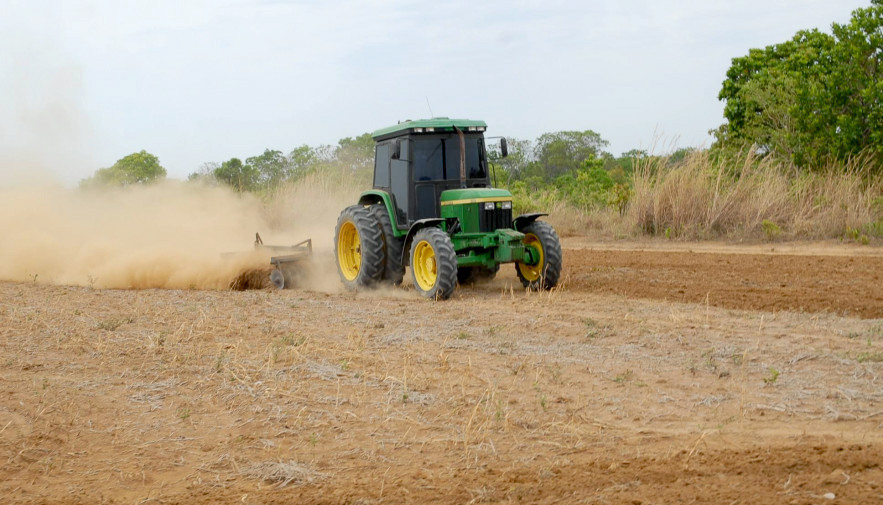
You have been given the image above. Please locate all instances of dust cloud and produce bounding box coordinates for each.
[0,178,349,291]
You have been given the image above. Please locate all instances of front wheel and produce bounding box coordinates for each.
[515,221,562,290]
[409,227,457,300]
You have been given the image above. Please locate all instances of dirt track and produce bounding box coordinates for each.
[2,241,882,504]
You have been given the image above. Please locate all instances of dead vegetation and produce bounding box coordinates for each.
[629,150,883,240]
[528,150,883,242]
[2,245,882,503]
[229,267,274,290]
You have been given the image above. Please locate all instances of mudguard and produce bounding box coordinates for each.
[401,218,445,267]
[513,212,548,232]
[358,190,394,217]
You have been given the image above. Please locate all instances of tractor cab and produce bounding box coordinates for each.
[370,118,491,228]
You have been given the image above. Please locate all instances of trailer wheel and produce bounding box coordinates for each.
[515,221,562,290]
[335,205,384,289]
[410,227,457,300]
[270,269,286,290]
[369,204,405,286]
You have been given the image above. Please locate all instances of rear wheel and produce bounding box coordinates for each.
[369,204,405,285]
[335,205,384,289]
[410,227,457,300]
[515,221,562,290]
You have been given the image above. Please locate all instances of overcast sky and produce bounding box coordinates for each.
[0,0,870,183]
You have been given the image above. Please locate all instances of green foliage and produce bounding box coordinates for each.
[495,131,648,216]
[761,219,782,241]
[856,351,883,363]
[763,367,780,384]
[246,149,289,188]
[488,137,532,184]
[609,183,633,215]
[81,150,166,188]
[714,3,883,170]
[213,158,259,192]
[334,133,374,171]
[553,155,615,209]
[194,133,374,194]
[533,130,608,179]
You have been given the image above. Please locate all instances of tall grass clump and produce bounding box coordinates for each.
[260,167,370,232]
[628,150,882,241]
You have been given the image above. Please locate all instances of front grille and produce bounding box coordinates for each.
[478,206,512,232]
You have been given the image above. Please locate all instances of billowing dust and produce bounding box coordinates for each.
[0,177,351,291]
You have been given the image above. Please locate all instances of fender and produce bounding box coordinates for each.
[512,212,548,232]
[357,190,406,237]
[401,218,445,267]
[358,189,394,214]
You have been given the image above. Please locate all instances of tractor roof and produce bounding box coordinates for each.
[371,117,488,141]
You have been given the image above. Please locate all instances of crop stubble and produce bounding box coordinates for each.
[1,241,882,504]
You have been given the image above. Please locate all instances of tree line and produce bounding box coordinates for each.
[713,0,882,168]
[83,1,881,205]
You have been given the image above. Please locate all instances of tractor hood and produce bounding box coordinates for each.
[439,188,513,207]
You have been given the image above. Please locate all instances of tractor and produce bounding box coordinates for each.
[334,118,562,300]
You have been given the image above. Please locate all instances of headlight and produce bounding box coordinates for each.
[484,202,495,210]
[501,201,512,210]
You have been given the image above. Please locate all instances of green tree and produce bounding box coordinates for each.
[287,145,319,176]
[534,130,608,179]
[213,158,259,192]
[488,137,532,184]
[187,162,220,183]
[604,149,647,184]
[559,155,616,209]
[246,149,289,188]
[714,1,883,169]
[81,150,166,187]
[334,133,374,171]
[829,1,883,161]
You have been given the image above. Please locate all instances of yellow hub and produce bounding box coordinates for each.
[412,240,438,291]
[517,233,545,282]
[337,221,361,281]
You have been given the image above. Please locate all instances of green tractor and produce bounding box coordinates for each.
[335,118,562,300]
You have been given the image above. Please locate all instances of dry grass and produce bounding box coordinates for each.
[510,151,883,242]
[2,272,882,503]
[629,150,883,240]
[252,149,882,243]
[243,460,325,487]
[259,169,365,232]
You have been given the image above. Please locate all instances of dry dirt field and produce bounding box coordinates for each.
[2,239,882,504]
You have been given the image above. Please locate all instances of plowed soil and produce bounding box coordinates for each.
[564,239,883,319]
[2,240,882,504]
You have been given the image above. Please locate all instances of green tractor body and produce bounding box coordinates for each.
[335,118,562,299]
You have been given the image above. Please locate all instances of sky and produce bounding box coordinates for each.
[0,0,871,183]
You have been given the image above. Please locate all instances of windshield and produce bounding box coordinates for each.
[413,135,487,182]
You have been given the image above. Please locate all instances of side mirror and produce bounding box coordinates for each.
[500,138,509,158]
[391,139,401,160]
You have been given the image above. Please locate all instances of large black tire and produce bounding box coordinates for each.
[515,221,562,290]
[335,205,385,289]
[369,204,405,286]
[409,227,457,300]
[457,264,500,285]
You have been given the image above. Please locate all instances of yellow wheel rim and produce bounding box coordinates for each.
[412,240,437,291]
[337,221,361,281]
[518,233,544,282]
